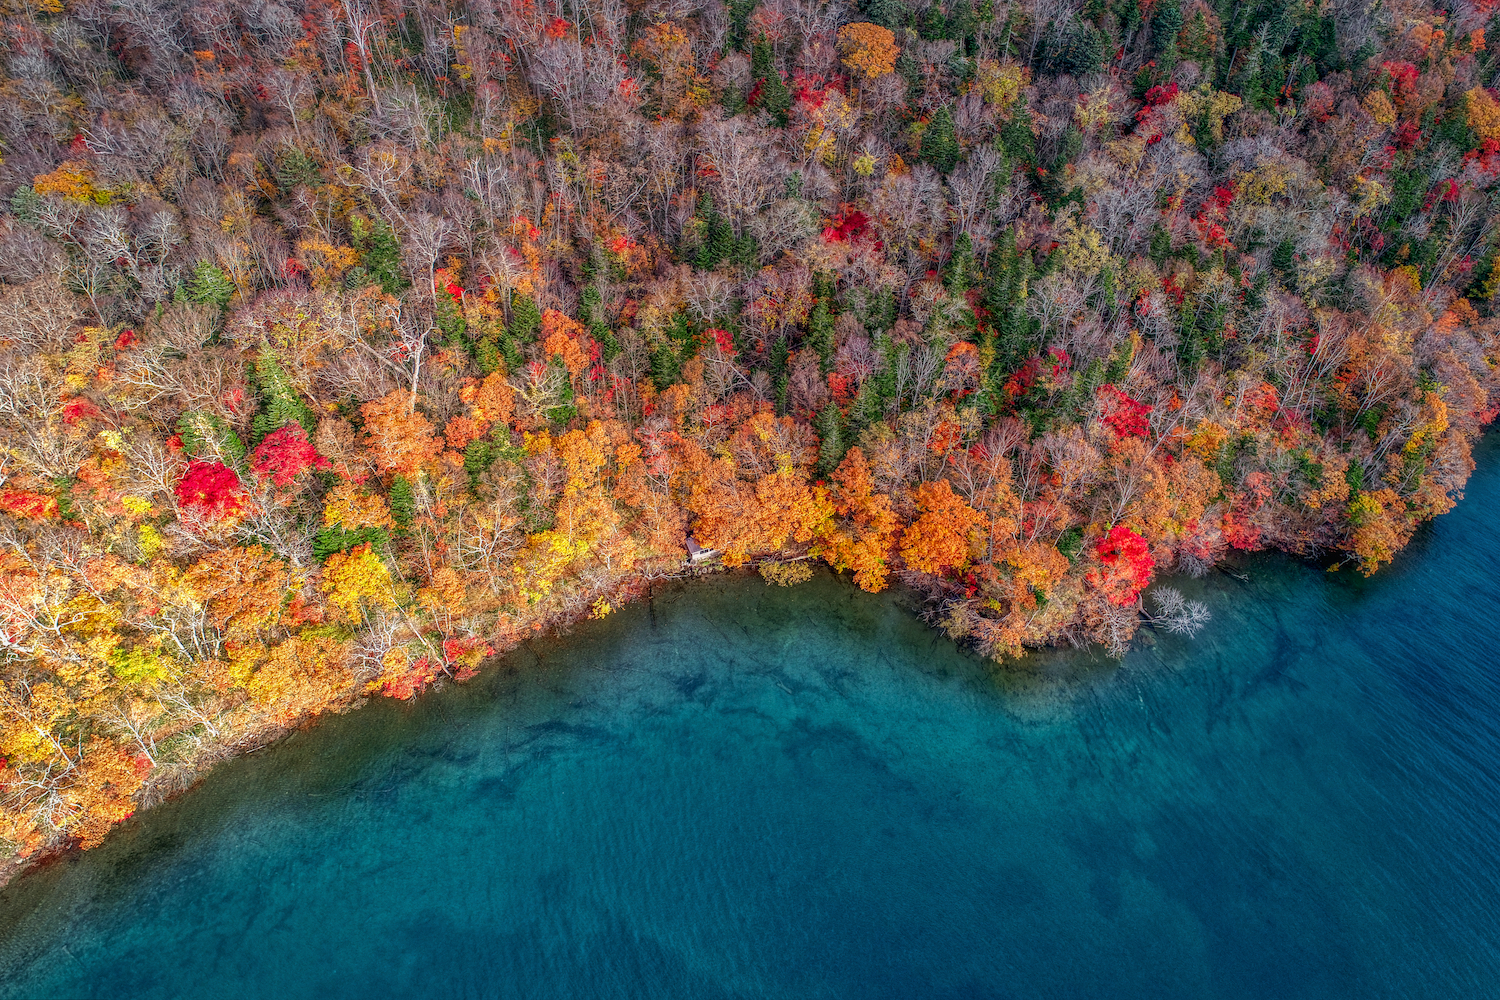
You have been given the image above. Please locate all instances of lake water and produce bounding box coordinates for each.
[2,441,1499,999]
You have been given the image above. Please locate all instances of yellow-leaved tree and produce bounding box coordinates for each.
[321,543,396,621]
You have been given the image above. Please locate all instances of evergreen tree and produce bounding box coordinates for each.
[275,147,321,193]
[752,37,792,126]
[949,0,978,51]
[389,475,415,530]
[351,217,406,295]
[1096,265,1118,314]
[499,336,523,372]
[651,345,683,388]
[692,194,735,269]
[984,231,1038,372]
[815,401,846,477]
[732,233,760,271]
[314,523,388,561]
[998,103,1036,166]
[1055,124,1083,170]
[807,296,836,370]
[1150,225,1173,266]
[1179,9,1215,63]
[946,233,980,294]
[474,337,502,375]
[722,84,747,117]
[919,2,948,39]
[864,0,909,29]
[581,284,620,360]
[251,343,317,442]
[1151,0,1183,66]
[751,33,774,79]
[1060,22,1106,75]
[1272,238,1296,273]
[187,260,235,310]
[435,292,466,345]
[1466,241,1498,302]
[871,334,900,410]
[708,216,736,269]
[983,227,1023,318]
[510,293,542,342]
[464,440,498,491]
[176,411,246,465]
[760,68,792,127]
[769,335,791,414]
[726,0,756,51]
[9,185,39,222]
[921,106,961,173]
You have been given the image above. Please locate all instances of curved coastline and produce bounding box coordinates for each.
[0,437,1496,996]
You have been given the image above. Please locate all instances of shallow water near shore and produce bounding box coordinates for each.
[2,441,1499,998]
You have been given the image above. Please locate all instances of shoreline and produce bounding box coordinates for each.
[0,532,1321,889]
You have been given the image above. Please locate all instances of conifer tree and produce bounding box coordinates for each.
[510,293,541,342]
[474,337,502,375]
[752,37,792,126]
[187,260,235,309]
[726,0,756,50]
[919,3,948,39]
[864,0,909,30]
[388,475,415,530]
[947,233,980,294]
[709,216,736,268]
[1151,0,1183,66]
[816,401,846,477]
[352,217,406,295]
[999,102,1037,165]
[177,411,247,465]
[722,84,747,117]
[807,296,836,370]
[1150,225,1174,266]
[732,233,760,271]
[921,106,961,173]
[770,336,791,414]
[251,344,317,442]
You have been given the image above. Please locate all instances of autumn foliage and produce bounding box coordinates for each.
[175,462,246,521]
[1088,526,1157,606]
[838,23,899,81]
[899,480,984,576]
[251,424,331,487]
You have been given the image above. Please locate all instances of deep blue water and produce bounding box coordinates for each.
[2,442,1500,998]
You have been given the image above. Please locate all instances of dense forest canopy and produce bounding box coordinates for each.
[0,0,1496,860]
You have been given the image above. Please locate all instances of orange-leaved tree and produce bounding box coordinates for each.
[1346,489,1411,575]
[815,447,900,591]
[361,392,443,478]
[183,545,292,637]
[899,479,984,575]
[838,23,899,81]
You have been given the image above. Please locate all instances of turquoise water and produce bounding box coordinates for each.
[2,444,1499,998]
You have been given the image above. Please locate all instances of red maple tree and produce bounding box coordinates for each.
[250,424,331,487]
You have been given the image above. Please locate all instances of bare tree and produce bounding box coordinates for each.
[1141,587,1212,637]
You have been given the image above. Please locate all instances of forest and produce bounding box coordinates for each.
[0,0,1496,863]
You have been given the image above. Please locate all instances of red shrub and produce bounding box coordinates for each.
[0,490,59,520]
[175,461,245,520]
[250,424,330,488]
[1089,525,1156,605]
[1098,385,1152,437]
